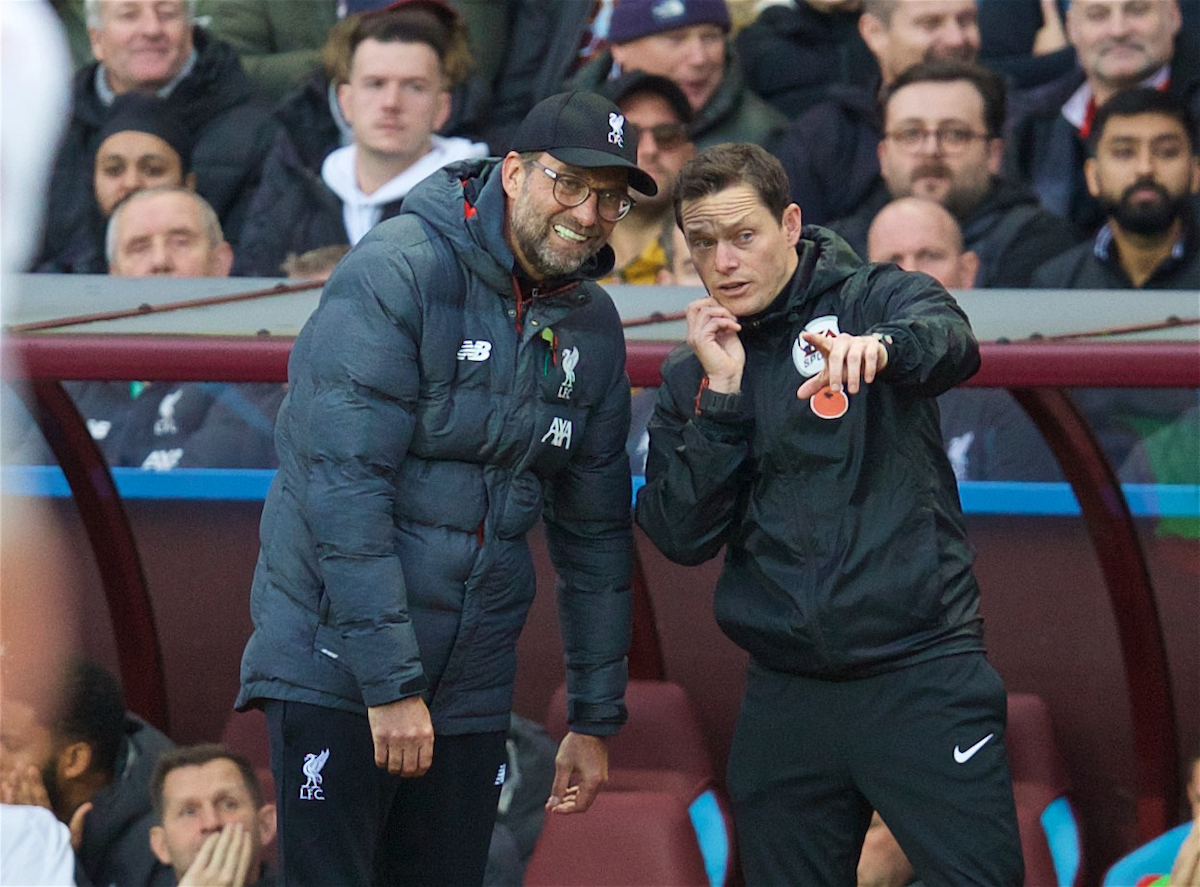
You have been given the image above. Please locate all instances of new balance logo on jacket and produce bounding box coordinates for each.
[457,340,492,361]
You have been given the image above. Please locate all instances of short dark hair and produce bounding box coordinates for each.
[150,744,263,821]
[1088,87,1198,155]
[347,8,450,79]
[54,660,126,780]
[883,59,1007,138]
[674,143,792,229]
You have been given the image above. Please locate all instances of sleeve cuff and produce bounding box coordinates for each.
[697,386,743,417]
[872,331,897,378]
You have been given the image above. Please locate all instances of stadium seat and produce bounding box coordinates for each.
[1101,821,1192,886]
[543,679,715,782]
[1006,692,1084,887]
[523,790,710,886]
[543,680,734,886]
[218,707,278,865]
[219,706,271,769]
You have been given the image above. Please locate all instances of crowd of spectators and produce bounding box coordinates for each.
[0,654,559,886]
[15,0,1200,485]
[29,0,1200,281]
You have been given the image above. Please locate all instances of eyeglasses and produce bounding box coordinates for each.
[884,125,991,155]
[639,122,691,151]
[530,160,636,222]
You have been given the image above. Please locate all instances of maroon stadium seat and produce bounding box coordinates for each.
[219,706,271,769]
[543,679,715,782]
[523,790,710,886]
[543,680,735,885]
[218,707,278,865]
[1006,692,1084,886]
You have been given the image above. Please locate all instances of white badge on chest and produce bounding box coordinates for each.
[793,315,840,377]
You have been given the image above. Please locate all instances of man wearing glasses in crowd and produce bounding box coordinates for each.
[237,91,654,886]
[829,59,1080,288]
[598,71,697,284]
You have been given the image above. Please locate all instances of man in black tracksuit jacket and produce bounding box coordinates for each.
[635,143,1023,886]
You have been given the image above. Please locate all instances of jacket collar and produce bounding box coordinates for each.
[94,48,197,105]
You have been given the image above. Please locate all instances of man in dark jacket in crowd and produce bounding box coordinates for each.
[196,0,505,112]
[0,659,175,887]
[480,0,607,151]
[1033,87,1200,289]
[566,0,785,148]
[1006,0,1198,234]
[240,1,484,279]
[38,92,195,274]
[767,0,981,226]
[1032,88,1199,473]
[736,0,877,120]
[831,59,1080,286]
[37,0,276,270]
[635,143,1022,885]
[237,90,647,885]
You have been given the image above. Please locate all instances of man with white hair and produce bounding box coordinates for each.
[107,187,233,279]
[73,187,283,473]
[37,0,276,270]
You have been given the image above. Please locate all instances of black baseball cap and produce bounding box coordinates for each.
[510,91,658,197]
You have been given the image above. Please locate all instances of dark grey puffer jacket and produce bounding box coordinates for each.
[238,158,633,737]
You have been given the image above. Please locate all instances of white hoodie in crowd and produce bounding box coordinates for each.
[321,135,490,244]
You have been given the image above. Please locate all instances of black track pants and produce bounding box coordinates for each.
[265,700,507,887]
[727,653,1024,887]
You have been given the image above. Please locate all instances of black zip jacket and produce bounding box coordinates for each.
[764,79,889,227]
[636,226,985,679]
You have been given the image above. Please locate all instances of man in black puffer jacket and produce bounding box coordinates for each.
[237,91,649,886]
[36,0,276,270]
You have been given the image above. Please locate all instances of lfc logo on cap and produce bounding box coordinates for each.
[608,112,625,148]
